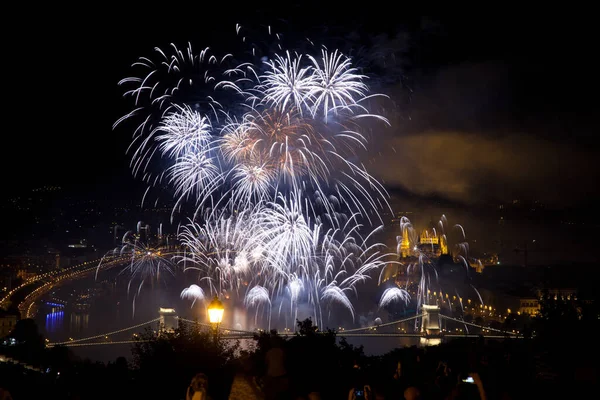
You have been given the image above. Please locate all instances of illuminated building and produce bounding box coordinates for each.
[439,235,448,255]
[0,310,17,338]
[399,227,410,258]
[537,288,577,301]
[418,229,442,257]
[16,269,36,281]
[518,288,578,316]
[419,229,439,245]
[518,297,540,316]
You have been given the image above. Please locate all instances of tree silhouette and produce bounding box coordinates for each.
[131,324,239,400]
[7,318,45,364]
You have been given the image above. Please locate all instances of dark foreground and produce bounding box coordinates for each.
[1,306,599,399]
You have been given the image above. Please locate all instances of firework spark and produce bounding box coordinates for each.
[97,225,174,316]
[388,214,482,326]
[116,25,399,328]
[181,284,205,307]
[379,287,411,308]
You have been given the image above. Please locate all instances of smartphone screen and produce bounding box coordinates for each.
[462,376,475,383]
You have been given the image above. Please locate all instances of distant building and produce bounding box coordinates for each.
[399,229,410,258]
[519,297,540,316]
[538,288,577,301]
[0,310,17,338]
[517,287,578,316]
[418,229,442,256]
[16,269,36,281]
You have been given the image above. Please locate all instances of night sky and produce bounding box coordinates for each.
[5,8,598,210]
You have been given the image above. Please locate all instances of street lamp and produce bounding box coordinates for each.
[207,296,224,341]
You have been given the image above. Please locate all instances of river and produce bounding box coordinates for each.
[33,267,419,364]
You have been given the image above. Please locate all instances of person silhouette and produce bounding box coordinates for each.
[186,373,211,400]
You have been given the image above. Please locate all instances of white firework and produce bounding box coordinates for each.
[379,287,411,308]
[115,26,401,328]
[181,284,205,307]
[177,208,260,294]
[231,161,275,206]
[307,49,368,120]
[245,285,272,328]
[156,105,212,158]
[168,151,222,206]
[254,191,316,273]
[261,51,315,113]
[111,231,174,282]
[97,229,175,316]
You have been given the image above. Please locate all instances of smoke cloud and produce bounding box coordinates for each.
[368,131,597,206]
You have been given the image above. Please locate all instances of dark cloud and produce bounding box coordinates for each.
[369,130,597,206]
[365,58,598,207]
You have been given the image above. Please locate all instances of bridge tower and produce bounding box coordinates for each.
[420,304,442,346]
[158,307,178,334]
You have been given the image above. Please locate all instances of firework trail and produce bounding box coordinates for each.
[379,287,411,308]
[177,196,393,327]
[98,225,174,316]
[181,284,205,307]
[244,285,272,329]
[116,24,398,328]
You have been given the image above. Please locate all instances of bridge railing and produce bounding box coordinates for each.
[46,318,161,347]
[439,314,521,336]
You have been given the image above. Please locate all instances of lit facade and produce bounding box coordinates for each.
[439,236,448,255]
[0,312,17,338]
[518,297,540,316]
[419,230,439,245]
[399,229,410,258]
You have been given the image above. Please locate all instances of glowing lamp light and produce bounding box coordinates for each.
[207,296,224,324]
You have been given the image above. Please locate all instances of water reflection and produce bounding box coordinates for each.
[70,312,89,334]
[45,309,64,333]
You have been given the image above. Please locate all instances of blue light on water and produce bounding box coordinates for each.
[45,310,64,333]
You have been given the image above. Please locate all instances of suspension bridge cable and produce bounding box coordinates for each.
[440,315,519,335]
[342,314,423,333]
[48,318,161,346]
[48,340,152,348]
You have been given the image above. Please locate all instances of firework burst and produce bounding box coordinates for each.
[117,24,399,328]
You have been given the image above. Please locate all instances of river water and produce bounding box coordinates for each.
[34,268,419,364]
